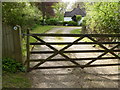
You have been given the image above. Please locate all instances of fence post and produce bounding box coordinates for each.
[13,26,23,63]
[0,4,1,60]
[26,28,30,71]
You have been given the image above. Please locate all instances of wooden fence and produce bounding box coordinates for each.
[2,24,22,63]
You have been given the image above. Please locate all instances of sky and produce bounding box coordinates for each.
[62,0,77,10]
[62,0,77,3]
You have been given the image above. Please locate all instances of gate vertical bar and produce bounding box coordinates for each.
[26,28,30,72]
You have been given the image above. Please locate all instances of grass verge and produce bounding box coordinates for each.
[55,29,63,40]
[31,25,55,33]
[70,29,81,34]
[2,71,31,88]
[30,25,55,42]
[70,28,93,42]
[22,25,55,56]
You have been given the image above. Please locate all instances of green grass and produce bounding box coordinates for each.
[70,28,93,42]
[22,25,55,56]
[30,25,55,42]
[31,25,55,33]
[55,29,63,40]
[29,25,55,48]
[2,71,31,88]
[70,29,81,34]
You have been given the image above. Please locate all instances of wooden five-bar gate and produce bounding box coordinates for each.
[24,30,120,72]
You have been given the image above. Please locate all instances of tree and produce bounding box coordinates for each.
[76,15,82,22]
[2,2,41,30]
[52,2,67,21]
[35,2,56,20]
[84,2,120,34]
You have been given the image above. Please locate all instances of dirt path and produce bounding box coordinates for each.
[29,27,119,88]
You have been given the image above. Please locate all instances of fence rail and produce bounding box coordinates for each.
[23,33,120,37]
[30,42,120,45]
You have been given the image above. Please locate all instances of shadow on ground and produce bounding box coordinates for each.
[29,67,119,88]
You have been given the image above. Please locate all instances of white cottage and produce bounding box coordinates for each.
[64,4,86,25]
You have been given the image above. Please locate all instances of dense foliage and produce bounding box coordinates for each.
[52,2,67,21]
[2,58,25,73]
[76,15,82,22]
[2,2,41,30]
[2,2,68,28]
[63,21,78,26]
[35,2,56,20]
[68,21,78,26]
[46,18,59,25]
[85,2,120,34]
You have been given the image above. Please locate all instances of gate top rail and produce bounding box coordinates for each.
[23,33,120,37]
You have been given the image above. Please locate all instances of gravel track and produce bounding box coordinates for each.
[29,27,119,88]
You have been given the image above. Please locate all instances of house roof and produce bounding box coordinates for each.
[64,7,86,17]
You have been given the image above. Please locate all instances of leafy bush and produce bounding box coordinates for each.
[81,19,86,26]
[68,21,78,26]
[2,2,42,30]
[39,19,45,25]
[63,21,78,26]
[76,15,82,22]
[63,21,69,26]
[85,2,119,34]
[46,18,59,25]
[57,21,63,26]
[2,58,26,73]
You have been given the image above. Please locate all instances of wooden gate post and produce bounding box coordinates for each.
[0,2,2,89]
[13,26,23,63]
[26,28,30,71]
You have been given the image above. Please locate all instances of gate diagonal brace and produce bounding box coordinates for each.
[88,36,120,58]
[83,36,120,68]
[84,44,119,68]
[29,36,85,71]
